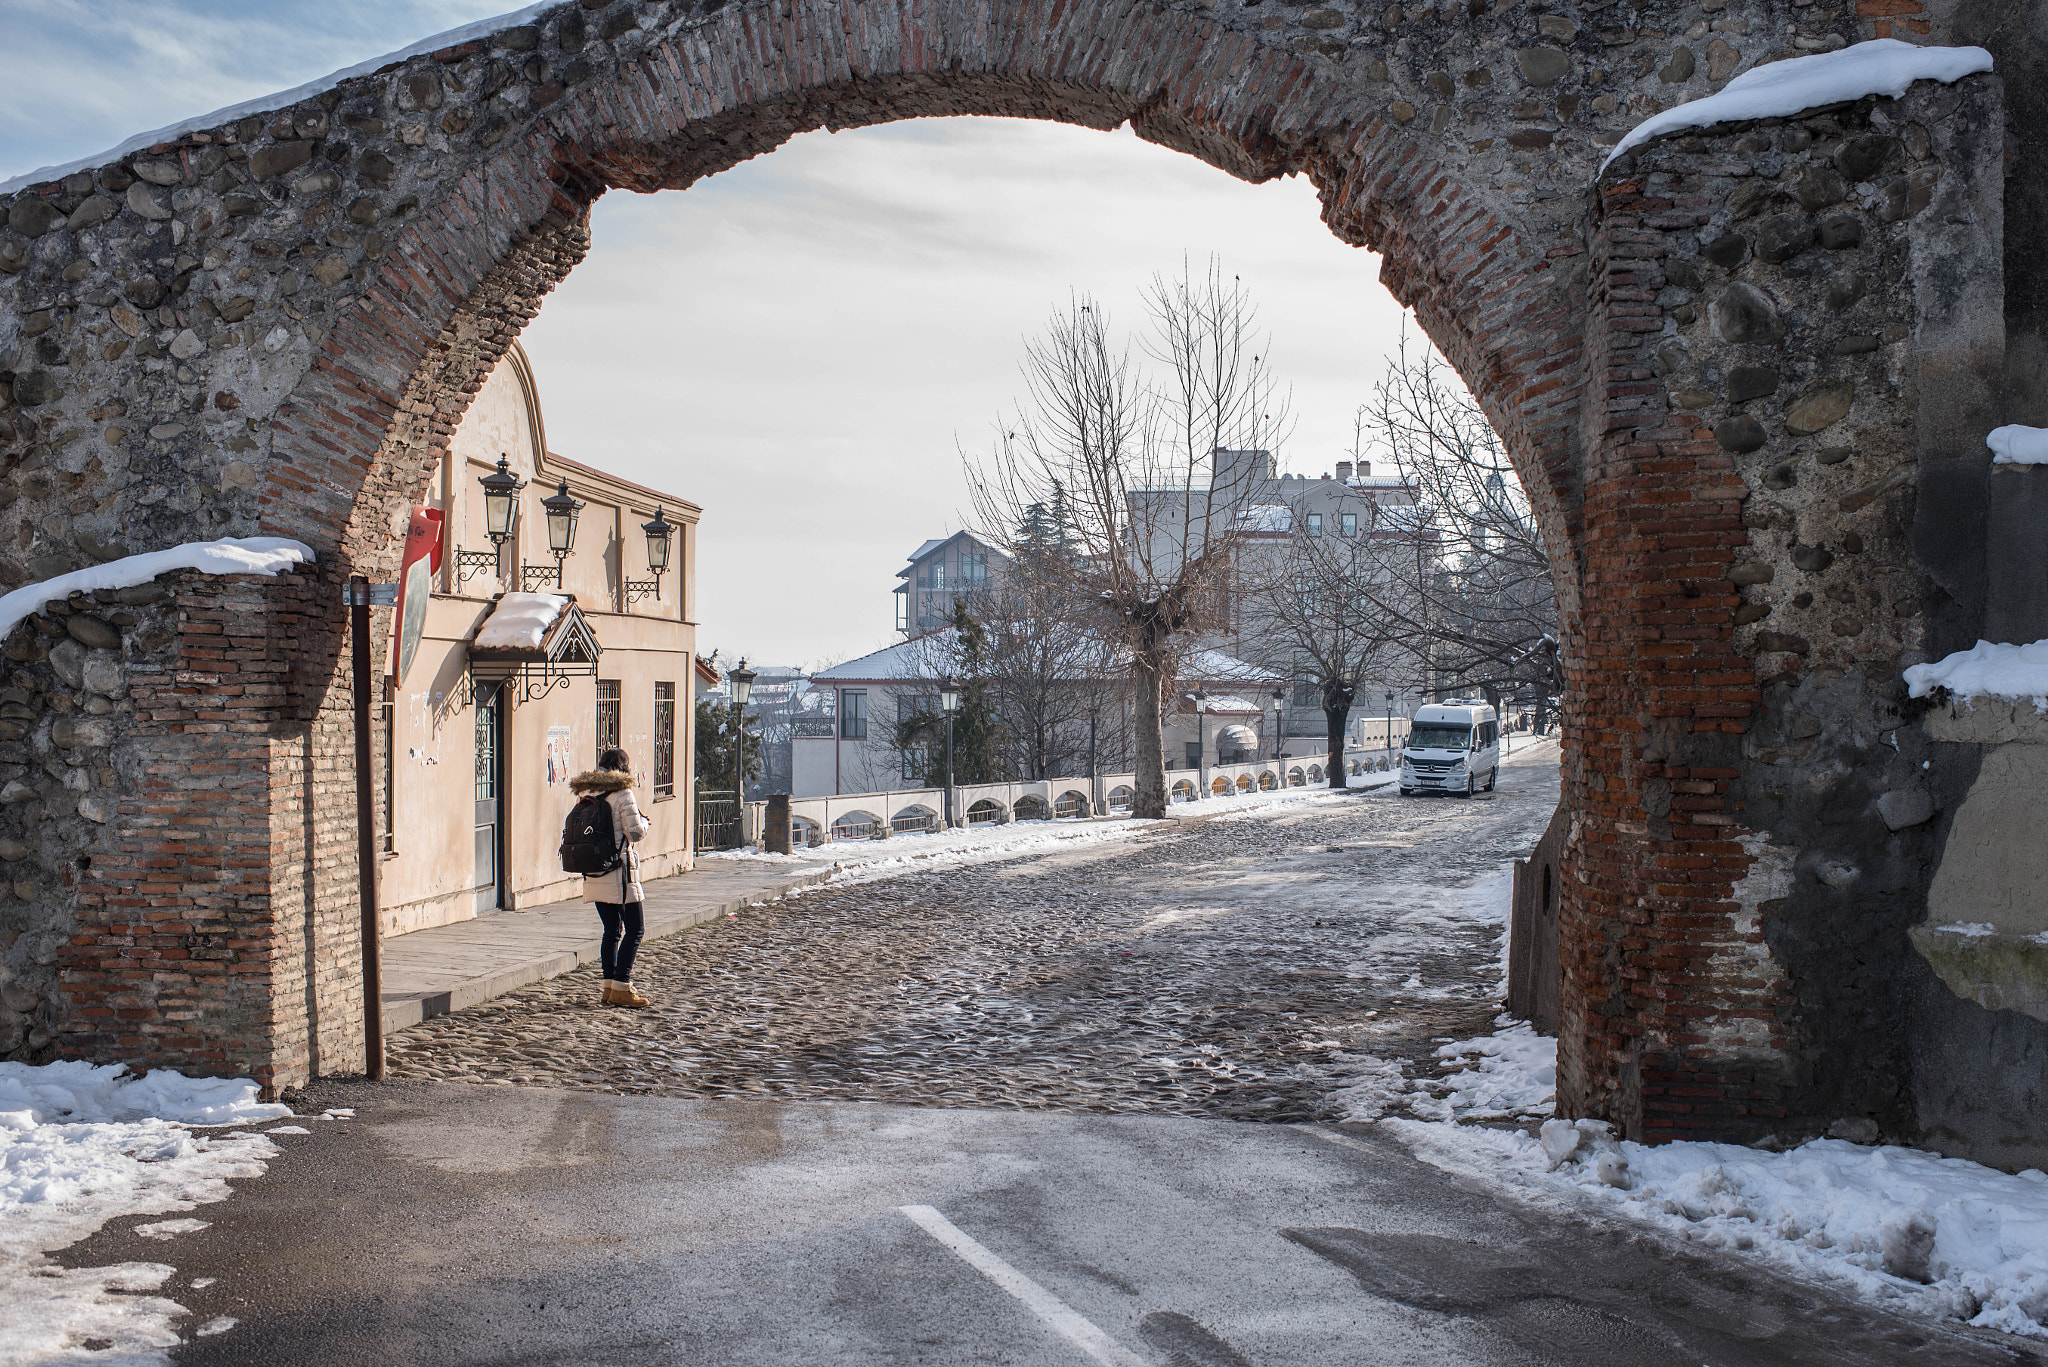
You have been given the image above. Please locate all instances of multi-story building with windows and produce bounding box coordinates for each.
[893,530,1006,637]
[378,343,702,937]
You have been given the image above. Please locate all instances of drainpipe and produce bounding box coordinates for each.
[347,576,384,1082]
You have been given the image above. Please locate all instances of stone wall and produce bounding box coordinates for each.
[0,0,2041,1163]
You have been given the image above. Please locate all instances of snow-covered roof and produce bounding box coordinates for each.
[1,4,555,195]
[474,593,567,651]
[1239,505,1294,534]
[1190,695,1267,715]
[1603,39,1993,172]
[814,633,953,682]
[894,531,1011,580]
[1188,649,1270,683]
[0,537,315,642]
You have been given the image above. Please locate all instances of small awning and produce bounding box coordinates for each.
[1217,725,1259,749]
[469,593,601,702]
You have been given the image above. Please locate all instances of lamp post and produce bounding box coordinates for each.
[457,453,526,582]
[1271,685,1284,760]
[522,479,584,591]
[939,677,960,828]
[1193,688,1208,790]
[1385,689,1396,764]
[729,659,756,849]
[1087,700,1100,815]
[624,506,676,605]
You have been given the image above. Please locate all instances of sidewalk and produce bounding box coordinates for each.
[379,861,835,1035]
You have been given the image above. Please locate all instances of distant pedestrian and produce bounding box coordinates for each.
[566,748,652,1008]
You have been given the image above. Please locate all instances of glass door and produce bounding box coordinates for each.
[474,685,501,913]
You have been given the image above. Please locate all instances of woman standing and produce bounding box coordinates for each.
[570,748,653,1007]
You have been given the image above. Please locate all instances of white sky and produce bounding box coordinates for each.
[0,1,1415,668]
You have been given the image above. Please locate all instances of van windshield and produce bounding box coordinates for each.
[1409,724,1474,751]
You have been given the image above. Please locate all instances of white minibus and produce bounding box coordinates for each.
[1398,700,1502,797]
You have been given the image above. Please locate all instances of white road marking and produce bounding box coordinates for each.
[897,1205,1150,1367]
[1298,1124,1380,1155]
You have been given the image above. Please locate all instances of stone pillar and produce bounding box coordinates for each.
[763,794,791,855]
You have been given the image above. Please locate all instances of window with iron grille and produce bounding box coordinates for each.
[596,679,621,763]
[653,682,675,799]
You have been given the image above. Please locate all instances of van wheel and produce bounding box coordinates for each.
[1485,768,1497,792]
[1399,786,1412,797]
[1458,774,1474,799]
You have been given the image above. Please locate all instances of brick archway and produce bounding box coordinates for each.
[0,0,2030,1161]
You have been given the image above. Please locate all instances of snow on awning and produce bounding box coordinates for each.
[0,537,315,642]
[1602,39,1993,172]
[473,593,567,652]
[469,593,601,702]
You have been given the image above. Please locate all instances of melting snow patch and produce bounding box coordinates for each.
[1604,39,1993,171]
[0,538,315,646]
[0,1061,287,1367]
[1389,1118,2048,1339]
[196,1316,239,1337]
[1903,639,2048,707]
[1989,426,2048,465]
[265,1125,312,1135]
[133,1219,211,1241]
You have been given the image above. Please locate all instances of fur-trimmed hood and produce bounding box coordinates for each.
[569,769,634,795]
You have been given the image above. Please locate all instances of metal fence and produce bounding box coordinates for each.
[694,793,741,851]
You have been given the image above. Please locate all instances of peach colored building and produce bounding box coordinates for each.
[378,344,700,938]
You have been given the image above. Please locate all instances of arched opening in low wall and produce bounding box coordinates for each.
[1107,785,1136,811]
[889,805,938,835]
[831,810,882,841]
[1170,781,1197,804]
[1013,795,1049,822]
[965,800,1006,826]
[1053,791,1089,819]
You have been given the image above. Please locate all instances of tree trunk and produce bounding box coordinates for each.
[1132,648,1169,818]
[1324,703,1350,789]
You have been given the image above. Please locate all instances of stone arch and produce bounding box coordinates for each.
[2,0,2029,1164]
[889,804,938,835]
[1053,790,1090,819]
[1170,780,1197,804]
[1013,794,1049,822]
[965,799,1006,826]
[1234,774,1254,792]
[1258,771,1277,791]
[1307,764,1324,784]
[1107,785,1136,811]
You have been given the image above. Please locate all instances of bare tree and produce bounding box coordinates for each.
[967,261,1287,817]
[1236,498,1408,787]
[1357,329,1561,716]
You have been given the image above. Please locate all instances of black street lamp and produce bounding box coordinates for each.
[939,677,960,827]
[1087,700,1100,814]
[457,453,526,582]
[1385,689,1396,759]
[1192,688,1208,771]
[1271,685,1285,760]
[522,479,584,591]
[625,507,676,604]
[729,659,756,847]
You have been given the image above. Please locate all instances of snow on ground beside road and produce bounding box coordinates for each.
[1321,833,2048,1344]
[1389,1114,2048,1340]
[0,1061,288,1367]
[703,775,1396,886]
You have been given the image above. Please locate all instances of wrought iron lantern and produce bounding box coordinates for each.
[625,507,677,604]
[521,479,584,591]
[457,453,527,582]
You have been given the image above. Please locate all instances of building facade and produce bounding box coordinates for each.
[379,345,700,936]
[894,531,1006,637]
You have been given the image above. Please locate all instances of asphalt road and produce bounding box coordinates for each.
[59,1082,2029,1367]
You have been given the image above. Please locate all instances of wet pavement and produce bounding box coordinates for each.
[386,748,1560,1123]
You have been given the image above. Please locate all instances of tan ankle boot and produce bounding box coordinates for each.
[613,981,650,1008]
[601,980,625,1006]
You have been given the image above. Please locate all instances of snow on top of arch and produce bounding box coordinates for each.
[0,537,315,643]
[1601,39,1993,174]
[0,3,553,196]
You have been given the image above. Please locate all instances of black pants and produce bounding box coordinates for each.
[596,901,644,981]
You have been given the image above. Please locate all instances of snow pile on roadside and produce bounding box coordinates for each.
[1392,1116,2048,1339]
[1603,39,1993,171]
[1406,1023,1558,1122]
[1903,639,2048,706]
[0,537,316,644]
[473,592,567,651]
[1988,425,2048,466]
[1,1062,289,1367]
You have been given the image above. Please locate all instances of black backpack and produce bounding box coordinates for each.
[561,793,622,875]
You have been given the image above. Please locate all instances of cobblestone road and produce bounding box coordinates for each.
[387,747,1560,1123]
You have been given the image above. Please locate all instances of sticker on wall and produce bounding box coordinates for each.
[546,726,572,786]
